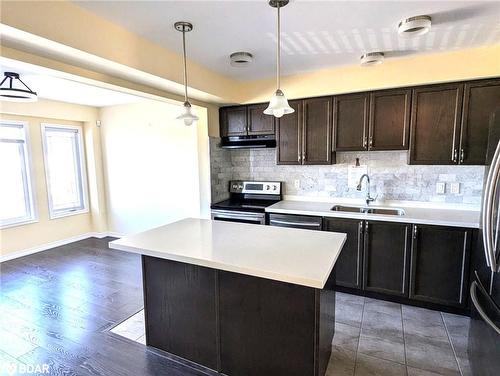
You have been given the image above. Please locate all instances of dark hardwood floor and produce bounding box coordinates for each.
[0,237,213,376]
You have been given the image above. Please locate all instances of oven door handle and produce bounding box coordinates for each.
[211,210,264,219]
[269,219,322,228]
[212,214,263,222]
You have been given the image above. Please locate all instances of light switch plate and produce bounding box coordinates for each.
[450,182,460,194]
[294,179,300,189]
[436,182,446,194]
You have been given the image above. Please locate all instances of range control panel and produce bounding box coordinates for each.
[229,180,281,195]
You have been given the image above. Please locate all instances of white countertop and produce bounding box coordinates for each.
[109,218,346,289]
[266,200,480,228]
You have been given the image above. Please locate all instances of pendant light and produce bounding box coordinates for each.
[174,21,199,126]
[0,72,37,102]
[264,0,294,118]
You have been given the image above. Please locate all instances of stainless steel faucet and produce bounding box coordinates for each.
[357,174,376,206]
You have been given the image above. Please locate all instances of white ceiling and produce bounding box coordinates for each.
[73,1,500,81]
[0,62,145,107]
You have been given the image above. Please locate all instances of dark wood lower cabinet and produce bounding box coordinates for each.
[409,225,471,308]
[219,271,334,376]
[299,215,475,312]
[363,221,410,297]
[323,218,363,289]
[142,256,218,369]
[142,256,334,376]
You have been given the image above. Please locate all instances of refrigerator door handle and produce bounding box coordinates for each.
[482,139,500,272]
[470,281,500,335]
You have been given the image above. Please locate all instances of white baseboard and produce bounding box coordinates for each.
[0,231,122,263]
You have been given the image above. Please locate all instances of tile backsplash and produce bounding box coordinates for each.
[209,138,485,207]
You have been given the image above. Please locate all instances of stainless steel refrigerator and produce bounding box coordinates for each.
[469,109,500,375]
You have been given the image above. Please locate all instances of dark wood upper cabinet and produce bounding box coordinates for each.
[409,225,471,308]
[221,79,497,166]
[409,83,464,165]
[369,89,411,151]
[247,103,275,135]
[220,106,248,137]
[303,97,333,165]
[220,104,275,137]
[363,221,410,297]
[459,79,500,165]
[333,93,369,151]
[277,98,333,165]
[276,100,302,165]
[323,218,363,289]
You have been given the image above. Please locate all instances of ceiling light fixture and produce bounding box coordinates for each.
[0,72,37,102]
[230,52,254,68]
[360,52,385,67]
[264,0,294,118]
[398,15,432,37]
[174,21,199,126]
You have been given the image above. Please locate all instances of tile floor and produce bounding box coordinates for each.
[111,292,472,376]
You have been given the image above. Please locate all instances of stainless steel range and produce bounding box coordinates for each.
[210,180,282,225]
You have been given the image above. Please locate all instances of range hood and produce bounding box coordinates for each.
[220,135,276,149]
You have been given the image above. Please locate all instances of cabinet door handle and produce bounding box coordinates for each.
[460,149,465,164]
[358,221,363,234]
[365,222,369,232]
[303,152,306,162]
[369,136,373,149]
[452,149,458,163]
[402,225,409,295]
[298,154,301,163]
[413,225,418,239]
[363,137,368,149]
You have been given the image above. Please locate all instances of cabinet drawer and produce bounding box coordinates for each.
[268,213,322,231]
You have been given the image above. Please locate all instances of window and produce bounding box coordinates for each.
[0,121,37,228]
[41,124,88,218]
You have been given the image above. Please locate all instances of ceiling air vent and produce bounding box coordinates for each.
[230,52,253,67]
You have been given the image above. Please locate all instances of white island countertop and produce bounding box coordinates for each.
[109,218,346,289]
[266,200,480,228]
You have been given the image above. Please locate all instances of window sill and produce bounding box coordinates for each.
[49,208,90,220]
[0,218,39,230]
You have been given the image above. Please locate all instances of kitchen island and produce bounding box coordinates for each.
[109,218,346,376]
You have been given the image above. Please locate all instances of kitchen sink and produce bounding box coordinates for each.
[368,208,406,216]
[331,205,405,216]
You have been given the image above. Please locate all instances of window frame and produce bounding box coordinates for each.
[40,123,89,219]
[0,120,38,229]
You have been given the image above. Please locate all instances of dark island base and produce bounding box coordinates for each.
[142,255,335,376]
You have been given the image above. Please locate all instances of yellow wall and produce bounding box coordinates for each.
[0,100,107,258]
[242,45,500,103]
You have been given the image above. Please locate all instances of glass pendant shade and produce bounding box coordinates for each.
[176,101,199,126]
[264,89,294,118]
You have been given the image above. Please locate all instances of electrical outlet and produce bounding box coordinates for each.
[294,179,300,189]
[436,182,446,194]
[450,182,460,194]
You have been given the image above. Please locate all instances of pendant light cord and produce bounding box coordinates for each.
[276,3,281,91]
[182,27,189,103]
